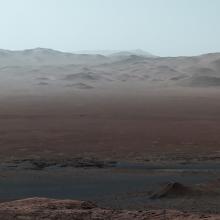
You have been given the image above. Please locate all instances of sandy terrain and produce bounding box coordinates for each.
[1,87,220,160]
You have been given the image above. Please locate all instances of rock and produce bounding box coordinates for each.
[0,197,218,220]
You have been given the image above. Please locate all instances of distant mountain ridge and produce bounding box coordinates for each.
[0,48,109,66]
[75,49,157,57]
[0,48,158,66]
[1,48,220,89]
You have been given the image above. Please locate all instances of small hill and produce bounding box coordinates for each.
[150,182,193,199]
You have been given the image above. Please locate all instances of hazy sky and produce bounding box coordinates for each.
[0,0,220,56]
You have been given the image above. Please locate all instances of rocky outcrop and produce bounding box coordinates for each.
[0,197,219,220]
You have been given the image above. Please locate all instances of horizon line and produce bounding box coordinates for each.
[0,47,220,58]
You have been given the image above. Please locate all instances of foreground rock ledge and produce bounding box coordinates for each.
[0,198,219,220]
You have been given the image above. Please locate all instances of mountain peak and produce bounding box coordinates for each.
[109,50,156,58]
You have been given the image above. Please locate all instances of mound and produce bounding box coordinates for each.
[150,182,192,199]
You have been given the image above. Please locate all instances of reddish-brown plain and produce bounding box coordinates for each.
[1,86,220,160]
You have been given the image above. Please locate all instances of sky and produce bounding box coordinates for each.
[0,0,220,56]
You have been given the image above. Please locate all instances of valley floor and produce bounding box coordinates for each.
[1,86,220,217]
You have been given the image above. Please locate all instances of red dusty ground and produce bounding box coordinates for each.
[0,198,220,220]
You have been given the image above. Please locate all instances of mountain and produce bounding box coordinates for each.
[1,48,220,90]
[0,48,109,66]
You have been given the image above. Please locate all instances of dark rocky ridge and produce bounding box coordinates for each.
[3,157,117,170]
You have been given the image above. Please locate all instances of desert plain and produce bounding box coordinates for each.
[1,49,220,219]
